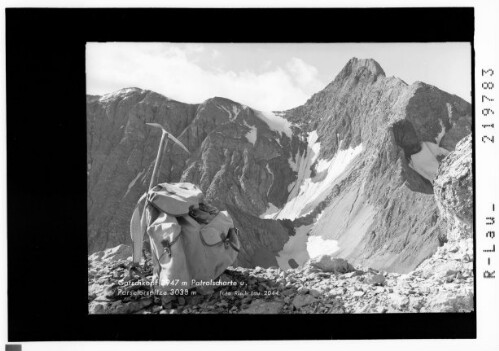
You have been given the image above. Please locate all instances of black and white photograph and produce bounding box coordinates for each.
[10,4,499,347]
[86,42,474,315]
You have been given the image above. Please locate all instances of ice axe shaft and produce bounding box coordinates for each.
[149,132,168,190]
[145,122,190,189]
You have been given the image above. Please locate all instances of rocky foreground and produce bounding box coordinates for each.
[88,240,473,314]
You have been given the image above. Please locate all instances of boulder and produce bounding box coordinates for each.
[389,293,410,310]
[366,273,386,286]
[353,291,365,298]
[89,244,132,263]
[292,294,317,309]
[422,290,474,312]
[307,256,355,274]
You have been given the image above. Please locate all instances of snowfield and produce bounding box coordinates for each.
[259,203,280,219]
[99,87,142,102]
[255,110,293,138]
[275,223,341,270]
[218,104,240,121]
[243,121,257,146]
[409,141,449,181]
[276,225,312,269]
[258,129,366,269]
[265,164,274,197]
[277,141,364,220]
[306,235,341,258]
[435,119,446,144]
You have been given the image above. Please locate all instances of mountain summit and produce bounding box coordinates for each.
[339,57,386,78]
[87,58,471,274]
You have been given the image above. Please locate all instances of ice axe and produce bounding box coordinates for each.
[129,122,190,269]
[145,122,190,189]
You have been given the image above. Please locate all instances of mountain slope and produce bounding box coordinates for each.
[87,89,303,267]
[87,58,472,273]
[274,58,471,272]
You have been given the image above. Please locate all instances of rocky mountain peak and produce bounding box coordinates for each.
[120,86,143,93]
[106,86,145,97]
[338,57,386,80]
[96,87,178,106]
[208,96,240,104]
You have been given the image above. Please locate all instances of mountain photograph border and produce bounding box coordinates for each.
[6,7,476,341]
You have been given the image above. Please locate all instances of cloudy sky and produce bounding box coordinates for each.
[86,43,471,111]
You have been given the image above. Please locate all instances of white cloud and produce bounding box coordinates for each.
[184,43,205,54]
[285,57,323,92]
[86,43,325,111]
[211,49,221,59]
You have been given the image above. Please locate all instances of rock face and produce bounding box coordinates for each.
[278,57,471,272]
[87,88,199,252]
[434,135,473,241]
[88,57,472,274]
[87,89,302,267]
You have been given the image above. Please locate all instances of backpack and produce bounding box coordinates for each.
[147,182,204,216]
[130,182,241,292]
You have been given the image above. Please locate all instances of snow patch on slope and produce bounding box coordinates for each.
[255,110,293,138]
[276,223,342,269]
[232,105,240,119]
[306,236,340,258]
[276,225,312,269]
[100,87,142,102]
[409,141,449,181]
[218,104,240,121]
[435,119,446,144]
[243,121,257,146]
[278,142,364,220]
[265,164,274,197]
[259,203,280,219]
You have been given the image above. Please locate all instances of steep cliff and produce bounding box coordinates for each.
[434,134,473,241]
[87,88,199,252]
[275,58,471,272]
